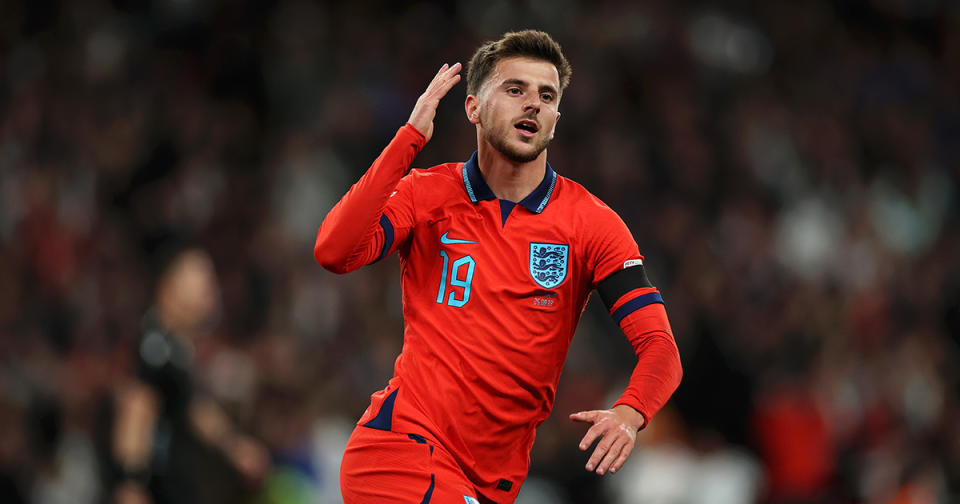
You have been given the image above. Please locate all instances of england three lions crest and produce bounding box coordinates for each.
[529,242,569,289]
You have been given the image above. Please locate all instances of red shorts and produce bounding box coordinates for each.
[340,425,493,503]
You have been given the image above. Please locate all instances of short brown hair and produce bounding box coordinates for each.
[466,30,572,96]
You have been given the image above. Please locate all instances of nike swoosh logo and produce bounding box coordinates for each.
[440,231,478,245]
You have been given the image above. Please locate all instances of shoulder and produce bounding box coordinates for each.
[555,175,622,219]
[396,162,463,197]
[406,162,463,182]
[554,175,636,249]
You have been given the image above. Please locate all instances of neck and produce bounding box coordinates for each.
[476,138,547,202]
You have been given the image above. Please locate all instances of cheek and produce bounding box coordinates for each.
[546,116,559,136]
[484,107,507,130]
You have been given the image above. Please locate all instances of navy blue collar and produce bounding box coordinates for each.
[461,152,557,214]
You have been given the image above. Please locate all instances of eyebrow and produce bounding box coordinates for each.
[501,78,558,96]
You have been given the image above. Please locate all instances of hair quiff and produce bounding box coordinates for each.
[466,30,572,96]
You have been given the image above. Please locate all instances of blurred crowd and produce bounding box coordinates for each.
[1,1,958,503]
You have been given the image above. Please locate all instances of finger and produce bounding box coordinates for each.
[443,62,462,77]
[608,441,634,474]
[596,438,627,475]
[427,65,461,98]
[435,73,461,97]
[577,421,605,451]
[569,410,599,424]
[422,63,450,93]
[585,428,616,472]
[428,62,457,86]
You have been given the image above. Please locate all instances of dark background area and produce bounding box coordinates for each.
[0,0,958,502]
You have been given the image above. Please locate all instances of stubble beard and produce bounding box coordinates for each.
[484,123,551,164]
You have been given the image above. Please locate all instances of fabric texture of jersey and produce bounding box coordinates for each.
[315,124,681,502]
[340,426,482,504]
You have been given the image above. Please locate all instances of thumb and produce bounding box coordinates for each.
[569,410,598,423]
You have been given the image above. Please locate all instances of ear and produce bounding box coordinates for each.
[465,95,481,125]
[549,111,560,139]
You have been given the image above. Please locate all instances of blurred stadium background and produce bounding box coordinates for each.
[1,0,958,503]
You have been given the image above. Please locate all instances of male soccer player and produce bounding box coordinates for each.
[315,30,682,503]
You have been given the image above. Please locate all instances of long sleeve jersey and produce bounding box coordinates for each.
[315,124,682,503]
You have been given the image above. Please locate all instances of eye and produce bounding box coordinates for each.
[507,87,521,95]
[541,93,554,102]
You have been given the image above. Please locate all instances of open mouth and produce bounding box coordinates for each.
[514,119,539,138]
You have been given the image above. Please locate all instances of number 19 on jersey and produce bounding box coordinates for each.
[436,251,475,308]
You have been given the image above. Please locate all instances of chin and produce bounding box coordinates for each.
[501,138,549,163]
[504,148,542,164]
[485,127,550,163]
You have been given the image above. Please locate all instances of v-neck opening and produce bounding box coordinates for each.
[499,200,517,227]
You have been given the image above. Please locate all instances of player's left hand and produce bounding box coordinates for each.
[569,404,645,475]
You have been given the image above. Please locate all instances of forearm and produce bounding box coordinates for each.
[189,397,269,484]
[189,398,236,450]
[613,306,682,425]
[112,380,159,472]
[314,123,425,273]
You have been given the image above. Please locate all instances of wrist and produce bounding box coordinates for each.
[405,122,426,138]
[612,403,646,431]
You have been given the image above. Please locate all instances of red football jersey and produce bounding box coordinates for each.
[316,124,679,502]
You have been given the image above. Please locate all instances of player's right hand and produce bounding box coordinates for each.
[407,62,461,143]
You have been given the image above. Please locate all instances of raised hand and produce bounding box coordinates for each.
[569,404,646,475]
[407,62,462,143]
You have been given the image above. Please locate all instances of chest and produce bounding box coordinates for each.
[403,199,587,311]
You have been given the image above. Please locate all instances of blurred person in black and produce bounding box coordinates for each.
[97,247,269,504]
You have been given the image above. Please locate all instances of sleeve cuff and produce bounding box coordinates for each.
[403,122,428,144]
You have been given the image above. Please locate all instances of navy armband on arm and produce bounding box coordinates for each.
[374,213,394,262]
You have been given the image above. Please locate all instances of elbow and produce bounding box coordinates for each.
[313,239,350,274]
[671,345,684,390]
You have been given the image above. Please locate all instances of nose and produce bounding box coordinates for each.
[523,95,541,114]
